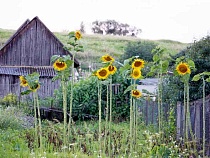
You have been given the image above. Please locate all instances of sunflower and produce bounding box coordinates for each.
[53,59,67,71]
[101,55,114,63]
[132,59,145,69]
[176,62,191,75]
[131,68,141,79]
[75,30,82,40]
[107,65,117,75]
[96,67,110,80]
[19,76,28,87]
[29,83,41,92]
[132,90,142,98]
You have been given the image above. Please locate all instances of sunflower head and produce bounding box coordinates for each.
[107,65,117,75]
[101,55,114,63]
[176,62,191,75]
[131,68,141,79]
[132,90,142,98]
[75,31,82,40]
[96,67,110,80]
[53,59,67,71]
[132,59,145,69]
[29,83,40,92]
[19,76,28,87]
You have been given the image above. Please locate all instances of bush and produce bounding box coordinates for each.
[0,107,24,130]
[53,71,130,121]
[120,41,158,63]
[0,93,18,108]
[163,35,210,103]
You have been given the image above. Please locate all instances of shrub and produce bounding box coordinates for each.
[0,107,24,130]
[53,71,130,121]
[163,35,210,103]
[0,93,18,108]
[120,41,158,63]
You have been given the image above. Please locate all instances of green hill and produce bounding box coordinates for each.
[0,28,189,69]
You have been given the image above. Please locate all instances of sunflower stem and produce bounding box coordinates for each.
[68,54,75,141]
[62,74,67,151]
[98,81,102,157]
[130,79,133,155]
[35,92,43,152]
[33,93,38,152]
[202,76,206,157]
[104,84,109,153]
[109,78,112,157]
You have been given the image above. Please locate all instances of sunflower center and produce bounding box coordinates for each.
[133,70,140,76]
[179,65,187,73]
[22,80,27,84]
[99,69,108,77]
[108,66,114,71]
[134,61,142,67]
[133,90,139,95]
[105,57,112,61]
[76,32,81,39]
[56,62,65,68]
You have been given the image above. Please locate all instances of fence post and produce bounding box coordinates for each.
[195,101,201,140]
[176,101,182,140]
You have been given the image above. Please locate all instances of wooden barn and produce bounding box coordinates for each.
[0,16,80,99]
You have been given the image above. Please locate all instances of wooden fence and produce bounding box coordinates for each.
[176,95,210,143]
[137,98,169,125]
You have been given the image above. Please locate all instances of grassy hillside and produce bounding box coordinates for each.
[0,28,189,68]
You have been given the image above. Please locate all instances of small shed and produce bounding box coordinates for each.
[0,16,79,98]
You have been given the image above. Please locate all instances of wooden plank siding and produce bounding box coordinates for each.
[0,17,79,67]
[0,74,61,99]
[176,95,210,142]
[0,16,80,99]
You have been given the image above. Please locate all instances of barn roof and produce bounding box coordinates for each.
[0,16,80,68]
[0,66,56,77]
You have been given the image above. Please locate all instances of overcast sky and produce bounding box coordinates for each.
[0,0,210,43]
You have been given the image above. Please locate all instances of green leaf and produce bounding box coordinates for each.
[187,60,195,69]
[203,71,210,76]
[206,77,210,82]
[192,74,201,81]
[68,31,75,38]
[21,90,32,95]
[161,60,169,73]
[66,60,73,67]
[51,55,60,63]
[153,54,159,62]
[124,84,136,94]
[52,75,60,82]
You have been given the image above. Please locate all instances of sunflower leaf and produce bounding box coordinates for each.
[68,31,75,38]
[51,55,60,63]
[153,54,159,62]
[52,75,60,82]
[21,90,32,95]
[192,74,201,81]
[124,84,136,94]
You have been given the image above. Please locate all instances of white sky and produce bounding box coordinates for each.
[0,0,210,43]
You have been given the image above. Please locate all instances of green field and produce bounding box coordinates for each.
[0,28,188,66]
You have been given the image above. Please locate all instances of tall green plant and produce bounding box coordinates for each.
[148,46,170,132]
[192,72,210,157]
[93,54,117,157]
[174,56,196,146]
[120,56,144,156]
[51,55,73,150]
[65,31,84,139]
[20,72,42,153]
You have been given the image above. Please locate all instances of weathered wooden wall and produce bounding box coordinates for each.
[0,74,60,99]
[176,95,210,142]
[0,18,73,66]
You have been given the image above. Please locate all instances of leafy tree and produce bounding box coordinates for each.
[121,41,157,62]
[91,20,141,37]
[163,35,210,103]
